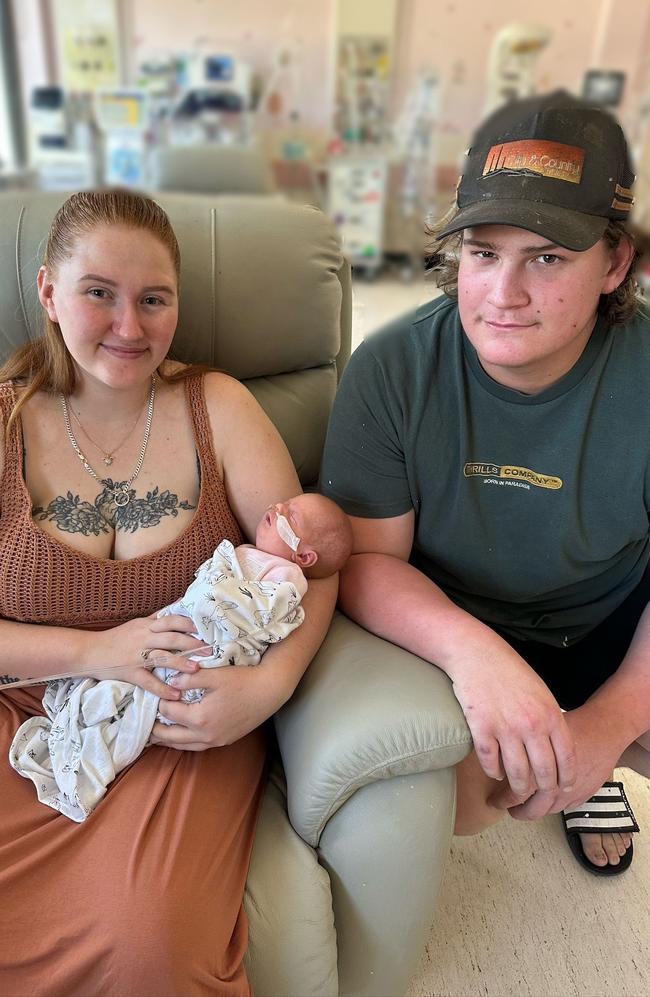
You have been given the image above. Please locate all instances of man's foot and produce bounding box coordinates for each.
[562,781,639,876]
[579,830,632,868]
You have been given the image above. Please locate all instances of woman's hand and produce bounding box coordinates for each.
[150,663,285,749]
[451,643,577,803]
[150,574,337,750]
[83,614,212,700]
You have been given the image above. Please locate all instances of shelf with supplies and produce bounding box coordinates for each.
[326,155,388,271]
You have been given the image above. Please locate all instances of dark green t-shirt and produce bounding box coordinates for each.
[321,295,650,646]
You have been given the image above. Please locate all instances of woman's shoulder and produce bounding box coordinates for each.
[162,363,247,401]
[202,370,259,414]
[198,372,274,460]
[159,365,252,420]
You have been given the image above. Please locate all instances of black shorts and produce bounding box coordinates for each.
[495,568,650,710]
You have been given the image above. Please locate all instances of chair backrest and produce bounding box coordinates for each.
[0,191,351,486]
[151,145,276,195]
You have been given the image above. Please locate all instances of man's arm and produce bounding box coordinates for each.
[340,511,577,802]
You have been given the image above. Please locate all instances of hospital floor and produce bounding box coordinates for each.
[351,276,650,997]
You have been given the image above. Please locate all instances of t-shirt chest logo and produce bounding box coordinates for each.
[464,462,563,490]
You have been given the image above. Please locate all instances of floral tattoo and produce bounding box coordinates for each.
[33,480,196,535]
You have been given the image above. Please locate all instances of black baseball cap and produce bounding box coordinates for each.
[438,90,635,251]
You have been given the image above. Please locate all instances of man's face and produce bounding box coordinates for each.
[457,224,620,393]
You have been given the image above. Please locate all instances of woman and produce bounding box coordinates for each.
[0,189,336,994]
[321,91,650,876]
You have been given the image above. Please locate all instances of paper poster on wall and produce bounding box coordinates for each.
[62,27,119,90]
[54,0,121,91]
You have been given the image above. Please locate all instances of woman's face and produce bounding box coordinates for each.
[37,224,179,392]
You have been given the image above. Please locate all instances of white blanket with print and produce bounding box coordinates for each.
[9,540,305,823]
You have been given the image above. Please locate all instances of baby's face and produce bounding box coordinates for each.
[256,497,306,559]
[255,495,318,560]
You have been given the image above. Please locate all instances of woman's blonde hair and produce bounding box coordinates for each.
[425,209,643,326]
[0,188,206,435]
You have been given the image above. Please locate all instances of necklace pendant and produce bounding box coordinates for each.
[61,376,154,506]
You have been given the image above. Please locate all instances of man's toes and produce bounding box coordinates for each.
[579,833,609,866]
[613,832,632,856]
[601,834,622,865]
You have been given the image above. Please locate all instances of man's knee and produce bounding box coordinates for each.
[619,734,650,779]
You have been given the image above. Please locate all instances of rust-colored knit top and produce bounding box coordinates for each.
[0,375,243,628]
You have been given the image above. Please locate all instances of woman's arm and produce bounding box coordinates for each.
[340,511,576,803]
[0,615,210,699]
[0,620,93,685]
[205,373,304,538]
[151,374,337,748]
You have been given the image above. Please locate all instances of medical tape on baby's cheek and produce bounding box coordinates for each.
[276,514,300,551]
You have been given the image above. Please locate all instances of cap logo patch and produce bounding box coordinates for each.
[482,140,585,184]
[612,183,634,212]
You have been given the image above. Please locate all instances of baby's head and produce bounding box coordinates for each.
[255,493,352,579]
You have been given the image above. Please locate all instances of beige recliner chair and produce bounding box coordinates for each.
[0,191,472,997]
[151,145,276,195]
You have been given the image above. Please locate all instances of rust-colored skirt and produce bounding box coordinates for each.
[0,686,267,997]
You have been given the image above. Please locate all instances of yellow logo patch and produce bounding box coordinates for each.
[464,463,563,490]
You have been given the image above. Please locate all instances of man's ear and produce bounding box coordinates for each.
[37,266,58,322]
[295,547,318,569]
[601,235,636,294]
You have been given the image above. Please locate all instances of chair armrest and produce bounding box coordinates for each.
[274,612,472,847]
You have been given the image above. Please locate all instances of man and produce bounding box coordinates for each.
[322,91,649,875]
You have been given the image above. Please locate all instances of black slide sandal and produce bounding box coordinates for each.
[562,781,639,876]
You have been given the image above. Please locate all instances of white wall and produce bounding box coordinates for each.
[337,0,397,37]
[391,0,650,161]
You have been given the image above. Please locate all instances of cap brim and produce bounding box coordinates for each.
[436,199,608,251]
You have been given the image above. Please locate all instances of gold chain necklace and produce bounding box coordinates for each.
[70,400,144,466]
[60,377,156,507]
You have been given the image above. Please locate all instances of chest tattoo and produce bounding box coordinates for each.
[33,479,196,535]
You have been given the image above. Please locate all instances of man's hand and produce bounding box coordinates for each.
[493,699,631,819]
[451,644,577,801]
